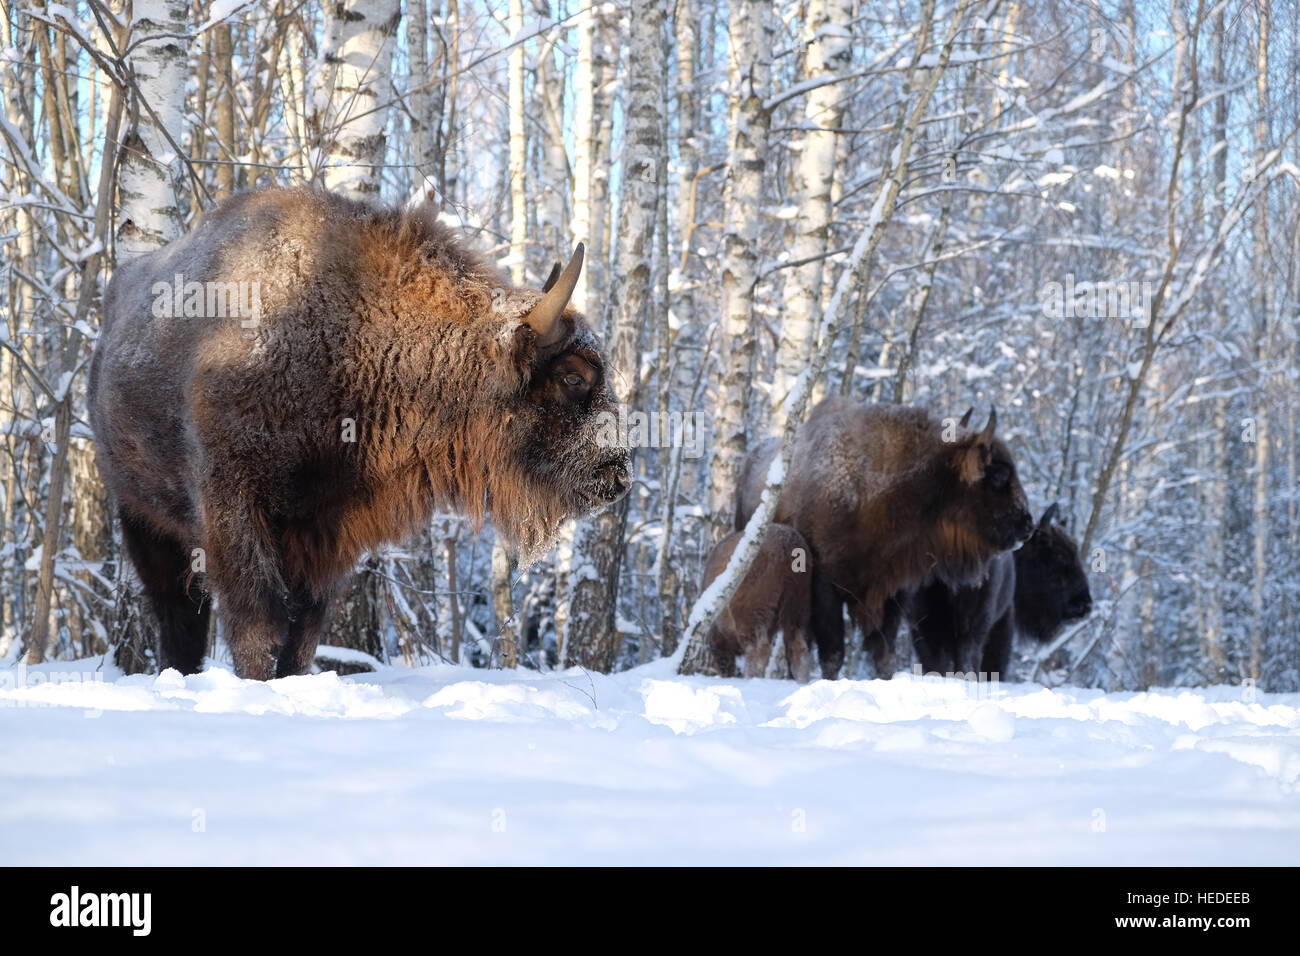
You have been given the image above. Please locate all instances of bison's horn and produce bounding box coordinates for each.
[1039,502,1060,528]
[959,407,974,428]
[978,407,997,442]
[541,261,563,292]
[525,243,584,347]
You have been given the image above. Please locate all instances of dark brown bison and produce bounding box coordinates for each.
[700,524,813,682]
[1000,504,1092,667]
[736,398,1033,678]
[896,504,1093,677]
[89,187,630,680]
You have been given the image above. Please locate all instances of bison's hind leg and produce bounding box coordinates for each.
[118,508,210,674]
[784,630,813,683]
[809,576,846,679]
[707,626,739,678]
[742,630,773,679]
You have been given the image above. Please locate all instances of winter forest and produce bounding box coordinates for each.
[2,0,1298,695]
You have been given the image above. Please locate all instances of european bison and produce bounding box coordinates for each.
[900,504,1093,677]
[700,524,813,682]
[998,503,1093,668]
[736,398,1033,678]
[89,187,630,680]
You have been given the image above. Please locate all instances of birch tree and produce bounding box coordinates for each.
[115,0,187,258]
[316,0,402,199]
[772,0,851,429]
[707,0,774,539]
[507,0,527,284]
[315,0,403,655]
[563,0,666,671]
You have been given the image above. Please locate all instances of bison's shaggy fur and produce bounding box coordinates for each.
[89,187,629,679]
[736,398,1033,678]
[700,524,813,682]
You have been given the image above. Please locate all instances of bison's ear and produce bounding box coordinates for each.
[541,261,563,292]
[1039,502,1060,528]
[954,407,997,481]
[954,437,992,484]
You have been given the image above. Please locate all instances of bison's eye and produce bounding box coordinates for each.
[987,463,1011,491]
[548,353,598,402]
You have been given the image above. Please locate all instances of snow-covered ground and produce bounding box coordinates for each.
[2,656,1298,865]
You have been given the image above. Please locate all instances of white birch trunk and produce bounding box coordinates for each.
[1249,3,1271,680]
[563,0,665,672]
[406,0,437,194]
[318,0,401,199]
[116,0,188,259]
[279,9,311,183]
[507,0,527,284]
[772,0,852,429]
[707,0,774,538]
[571,6,598,313]
[534,4,568,256]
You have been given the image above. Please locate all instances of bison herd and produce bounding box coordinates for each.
[704,398,1092,681]
[91,186,1089,685]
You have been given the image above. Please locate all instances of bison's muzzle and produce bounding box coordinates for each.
[591,454,632,504]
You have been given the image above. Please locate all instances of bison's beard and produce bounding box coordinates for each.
[486,442,630,568]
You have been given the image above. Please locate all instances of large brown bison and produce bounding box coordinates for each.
[736,398,1033,678]
[700,524,813,682]
[902,504,1092,676]
[89,187,630,680]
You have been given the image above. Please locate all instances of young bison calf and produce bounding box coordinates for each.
[700,525,813,682]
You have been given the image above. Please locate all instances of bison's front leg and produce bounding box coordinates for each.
[200,488,295,680]
[856,598,898,680]
[117,507,211,674]
[952,625,984,676]
[275,588,334,677]
[809,574,846,679]
[980,612,1014,679]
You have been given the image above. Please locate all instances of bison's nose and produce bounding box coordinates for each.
[598,464,631,503]
[609,469,631,502]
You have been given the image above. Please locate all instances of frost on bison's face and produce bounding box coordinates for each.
[525,342,630,501]
[482,248,632,563]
